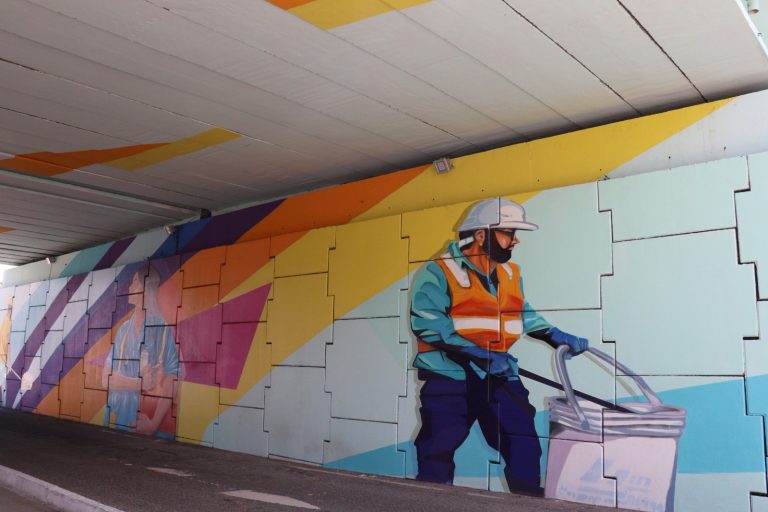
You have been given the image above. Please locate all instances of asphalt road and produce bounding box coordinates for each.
[0,409,628,512]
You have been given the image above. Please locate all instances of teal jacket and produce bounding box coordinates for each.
[410,241,553,380]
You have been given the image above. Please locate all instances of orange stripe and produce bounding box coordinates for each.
[0,227,11,234]
[0,144,167,177]
[219,239,271,299]
[267,0,315,8]
[269,231,307,256]
[34,386,60,417]
[238,165,427,242]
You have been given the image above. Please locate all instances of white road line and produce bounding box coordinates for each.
[222,490,319,510]
[146,467,194,477]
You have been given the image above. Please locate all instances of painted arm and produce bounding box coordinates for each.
[108,372,142,391]
[519,277,588,356]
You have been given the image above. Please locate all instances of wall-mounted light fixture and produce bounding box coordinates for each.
[748,0,760,14]
[433,157,454,174]
[45,256,57,264]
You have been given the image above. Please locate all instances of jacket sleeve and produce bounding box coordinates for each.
[519,277,589,353]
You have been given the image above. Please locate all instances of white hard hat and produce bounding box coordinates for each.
[458,198,538,232]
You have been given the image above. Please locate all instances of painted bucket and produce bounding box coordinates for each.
[544,346,686,512]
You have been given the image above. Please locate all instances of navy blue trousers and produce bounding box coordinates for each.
[414,368,542,493]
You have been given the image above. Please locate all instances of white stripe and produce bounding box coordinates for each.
[443,257,470,288]
[504,319,523,335]
[453,318,523,335]
[222,490,319,510]
[19,357,40,392]
[453,317,500,332]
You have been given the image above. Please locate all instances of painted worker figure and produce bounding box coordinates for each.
[409,197,589,495]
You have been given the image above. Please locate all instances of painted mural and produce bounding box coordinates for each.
[2,92,768,512]
[409,198,590,495]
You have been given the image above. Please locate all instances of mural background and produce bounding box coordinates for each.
[2,90,768,512]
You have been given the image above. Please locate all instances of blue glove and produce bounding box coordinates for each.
[548,327,588,359]
[435,343,520,379]
[487,352,519,379]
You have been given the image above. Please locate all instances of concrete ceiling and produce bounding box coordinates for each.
[1,0,767,266]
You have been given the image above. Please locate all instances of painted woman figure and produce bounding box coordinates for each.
[102,263,179,438]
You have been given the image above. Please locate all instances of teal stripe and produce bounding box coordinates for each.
[651,378,764,474]
[58,243,111,277]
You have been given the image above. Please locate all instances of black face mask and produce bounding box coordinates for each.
[482,229,513,264]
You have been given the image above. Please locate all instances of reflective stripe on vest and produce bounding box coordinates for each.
[452,318,523,335]
[417,254,525,355]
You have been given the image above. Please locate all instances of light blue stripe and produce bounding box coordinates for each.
[324,446,406,477]
[325,377,766,477]
[650,378,764,474]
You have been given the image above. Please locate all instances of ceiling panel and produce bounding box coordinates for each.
[504,0,704,114]
[151,0,515,146]
[0,61,213,140]
[0,171,193,220]
[0,194,167,225]
[0,8,395,170]
[1,0,767,265]
[24,0,456,156]
[0,210,132,239]
[0,130,228,207]
[623,0,768,100]
[331,10,541,142]
[11,0,489,165]
[0,230,102,249]
[391,0,638,130]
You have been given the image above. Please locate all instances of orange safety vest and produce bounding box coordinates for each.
[417,253,524,355]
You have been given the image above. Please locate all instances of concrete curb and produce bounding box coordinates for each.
[0,464,125,512]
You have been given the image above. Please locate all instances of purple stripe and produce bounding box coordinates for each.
[6,273,88,402]
[94,237,135,270]
[60,357,80,379]
[179,200,282,253]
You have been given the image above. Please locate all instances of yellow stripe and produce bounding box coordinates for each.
[88,405,107,426]
[108,128,240,171]
[220,264,275,304]
[176,382,219,443]
[290,0,431,30]
[359,99,732,221]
